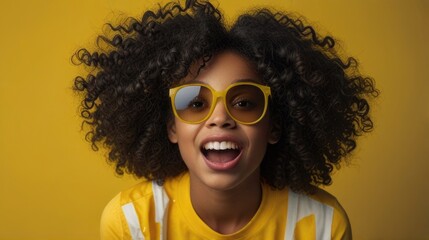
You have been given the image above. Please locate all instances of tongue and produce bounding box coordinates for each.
[205,150,239,163]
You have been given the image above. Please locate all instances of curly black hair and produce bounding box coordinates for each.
[73,0,378,193]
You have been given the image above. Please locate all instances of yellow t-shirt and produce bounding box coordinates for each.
[101,173,351,240]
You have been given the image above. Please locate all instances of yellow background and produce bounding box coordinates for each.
[1,0,428,239]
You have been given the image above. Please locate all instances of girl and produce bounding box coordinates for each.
[73,0,378,239]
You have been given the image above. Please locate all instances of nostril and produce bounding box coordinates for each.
[207,118,236,128]
[221,122,234,128]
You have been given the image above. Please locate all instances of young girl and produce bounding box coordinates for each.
[73,0,377,239]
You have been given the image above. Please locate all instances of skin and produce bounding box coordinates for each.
[168,50,279,234]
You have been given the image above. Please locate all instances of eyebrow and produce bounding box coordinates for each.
[186,78,261,84]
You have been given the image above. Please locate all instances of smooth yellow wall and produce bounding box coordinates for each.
[1,0,428,239]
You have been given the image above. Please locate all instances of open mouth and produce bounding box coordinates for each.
[201,141,242,170]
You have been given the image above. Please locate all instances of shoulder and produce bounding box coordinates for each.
[99,176,183,240]
[100,192,124,239]
[100,180,155,240]
[304,188,352,240]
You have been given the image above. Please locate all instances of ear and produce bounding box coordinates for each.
[268,121,281,144]
[167,119,178,143]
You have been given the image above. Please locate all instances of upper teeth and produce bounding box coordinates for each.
[203,141,239,150]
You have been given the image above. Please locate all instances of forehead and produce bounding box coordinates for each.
[183,51,261,89]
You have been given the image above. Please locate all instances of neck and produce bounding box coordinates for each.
[189,174,262,234]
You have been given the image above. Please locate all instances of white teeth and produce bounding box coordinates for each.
[203,141,239,150]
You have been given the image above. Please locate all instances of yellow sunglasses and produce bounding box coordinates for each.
[169,82,271,125]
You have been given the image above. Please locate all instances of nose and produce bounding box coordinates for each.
[205,99,236,128]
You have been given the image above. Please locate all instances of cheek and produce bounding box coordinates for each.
[246,122,272,154]
[174,122,201,158]
[251,118,272,140]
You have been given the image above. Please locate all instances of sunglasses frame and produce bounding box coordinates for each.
[169,82,271,125]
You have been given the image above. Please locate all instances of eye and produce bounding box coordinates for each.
[188,97,208,110]
[232,98,257,110]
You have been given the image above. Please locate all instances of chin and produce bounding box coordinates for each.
[197,170,259,192]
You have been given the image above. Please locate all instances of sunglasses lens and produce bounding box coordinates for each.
[174,85,212,122]
[226,84,266,123]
